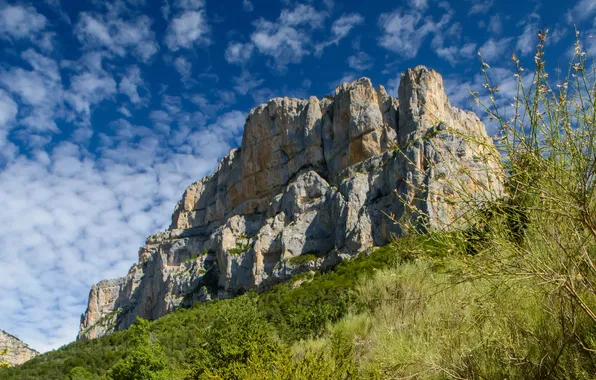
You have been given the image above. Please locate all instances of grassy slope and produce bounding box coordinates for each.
[2,231,595,379]
[0,240,412,380]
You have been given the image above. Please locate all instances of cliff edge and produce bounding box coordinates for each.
[0,330,38,366]
[77,66,503,340]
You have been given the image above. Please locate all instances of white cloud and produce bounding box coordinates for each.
[408,0,428,11]
[330,72,357,90]
[347,51,373,71]
[243,0,253,12]
[232,70,263,95]
[516,14,540,56]
[315,13,364,55]
[378,8,451,59]
[165,10,210,51]
[225,42,254,65]
[487,14,502,35]
[0,51,64,134]
[435,42,477,66]
[378,9,434,58]
[0,89,18,128]
[386,76,400,97]
[279,4,327,28]
[75,12,159,62]
[468,0,493,15]
[248,4,328,70]
[119,66,147,105]
[566,0,596,23]
[0,4,47,40]
[478,37,514,63]
[0,127,238,351]
[66,72,117,119]
[173,0,205,9]
[174,56,192,81]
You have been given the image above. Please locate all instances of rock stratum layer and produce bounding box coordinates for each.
[0,330,38,366]
[78,66,503,340]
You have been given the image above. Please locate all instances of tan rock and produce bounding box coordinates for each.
[0,330,38,366]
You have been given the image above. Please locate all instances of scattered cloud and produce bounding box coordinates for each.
[232,70,263,95]
[478,37,514,63]
[330,72,357,90]
[488,14,502,35]
[408,0,428,11]
[379,7,453,60]
[242,0,253,12]
[250,5,326,70]
[516,13,540,56]
[315,13,364,56]
[378,9,438,59]
[435,42,477,66]
[165,10,210,51]
[173,0,205,10]
[347,51,373,71]
[225,42,254,65]
[119,66,147,105]
[0,4,47,40]
[75,12,159,61]
[566,0,596,24]
[174,56,192,81]
[0,89,18,129]
[468,0,493,15]
[66,72,117,119]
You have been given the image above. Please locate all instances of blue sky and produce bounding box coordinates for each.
[0,0,593,353]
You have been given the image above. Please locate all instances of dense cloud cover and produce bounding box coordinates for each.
[0,0,590,352]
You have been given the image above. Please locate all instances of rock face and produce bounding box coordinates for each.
[78,66,503,340]
[0,330,38,366]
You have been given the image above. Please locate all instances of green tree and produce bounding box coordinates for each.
[107,318,170,380]
[0,349,9,368]
[68,366,92,380]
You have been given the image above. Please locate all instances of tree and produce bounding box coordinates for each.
[0,348,10,368]
[107,318,170,380]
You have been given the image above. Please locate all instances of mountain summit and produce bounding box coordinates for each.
[78,66,502,340]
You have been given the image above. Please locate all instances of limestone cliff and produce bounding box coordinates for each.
[78,66,503,340]
[0,330,38,366]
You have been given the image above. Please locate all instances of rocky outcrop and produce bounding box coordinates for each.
[0,330,38,366]
[77,66,503,340]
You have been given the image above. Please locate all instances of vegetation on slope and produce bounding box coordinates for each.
[2,32,596,379]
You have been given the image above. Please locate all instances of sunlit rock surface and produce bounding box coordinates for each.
[0,330,38,366]
[78,66,503,341]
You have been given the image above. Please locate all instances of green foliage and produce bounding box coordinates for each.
[285,253,318,266]
[0,240,410,380]
[68,366,93,380]
[0,349,10,369]
[4,33,596,380]
[228,233,251,255]
[107,318,169,380]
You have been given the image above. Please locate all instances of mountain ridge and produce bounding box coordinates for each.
[0,330,38,367]
[77,65,503,341]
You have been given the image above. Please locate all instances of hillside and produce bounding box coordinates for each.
[3,38,596,379]
[0,331,38,367]
[77,66,502,341]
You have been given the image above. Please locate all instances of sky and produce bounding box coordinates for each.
[0,0,593,353]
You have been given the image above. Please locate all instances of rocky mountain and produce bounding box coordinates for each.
[0,330,38,366]
[77,66,503,341]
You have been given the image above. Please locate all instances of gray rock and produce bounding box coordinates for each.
[77,66,503,341]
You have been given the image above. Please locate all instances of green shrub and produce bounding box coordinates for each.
[286,253,318,266]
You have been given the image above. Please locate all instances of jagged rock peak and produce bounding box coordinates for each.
[0,330,38,366]
[77,66,503,341]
